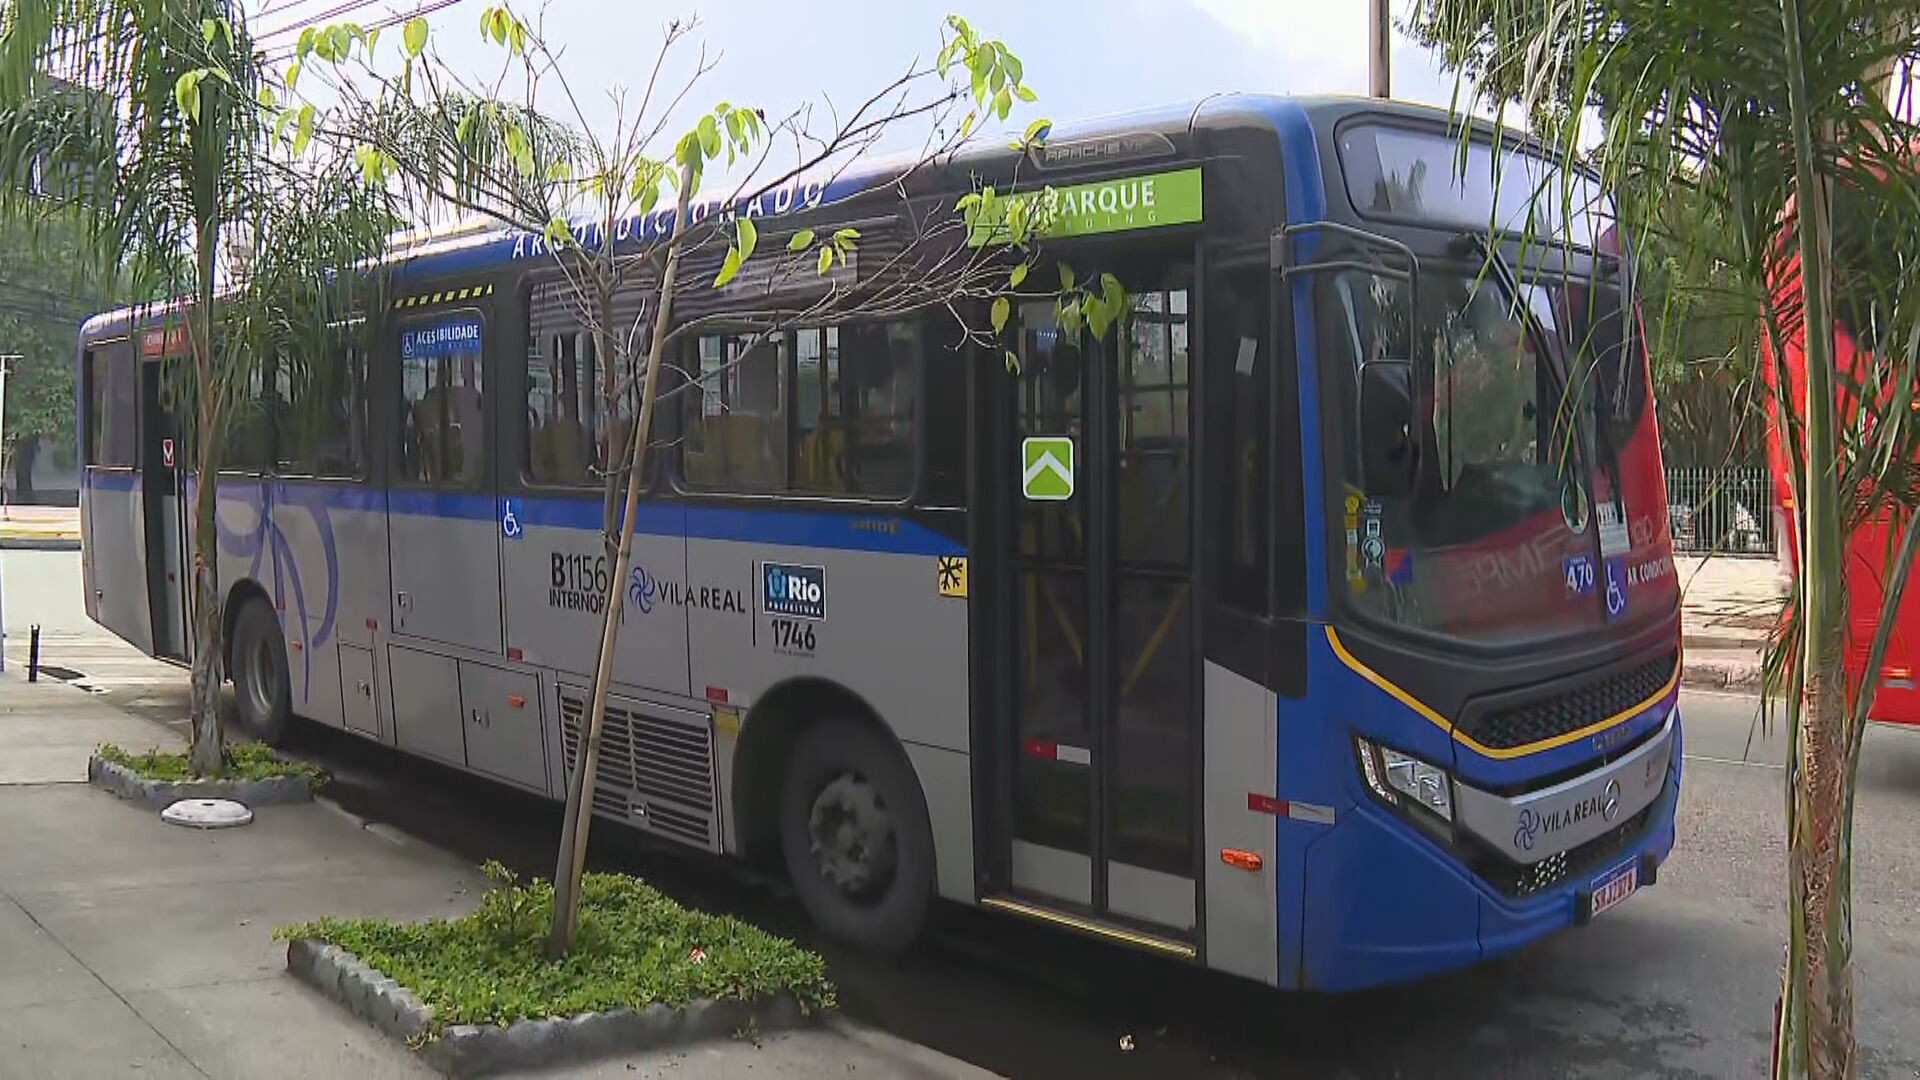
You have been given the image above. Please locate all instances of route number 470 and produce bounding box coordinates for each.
[771,617,816,654]
[1564,556,1596,596]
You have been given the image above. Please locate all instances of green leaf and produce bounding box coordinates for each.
[256,85,276,110]
[832,227,859,251]
[959,111,977,140]
[737,217,758,261]
[404,16,429,57]
[1004,349,1021,373]
[1059,264,1075,291]
[1010,262,1028,288]
[993,86,1013,121]
[173,71,202,124]
[817,246,834,275]
[1022,117,1049,145]
[991,296,1011,334]
[1016,85,1039,104]
[787,228,815,252]
[506,124,534,176]
[293,104,315,157]
[715,248,743,288]
[285,59,301,90]
[1004,50,1024,85]
[698,115,721,159]
[202,18,218,45]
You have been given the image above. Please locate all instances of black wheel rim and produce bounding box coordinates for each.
[807,771,898,904]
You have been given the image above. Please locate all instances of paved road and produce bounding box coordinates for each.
[8,548,1919,1079]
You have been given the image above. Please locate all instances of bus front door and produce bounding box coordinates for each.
[140,357,190,662]
[986,281,1200,952]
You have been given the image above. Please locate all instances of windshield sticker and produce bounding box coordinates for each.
[1361,504,1385,570]
[1603,557,1629,620]
[1564,555,1597,596]
[1344,493,1365,594]
[1384,548,1414,586]
[1597,500,1630,556]
[1562,482,1590,535]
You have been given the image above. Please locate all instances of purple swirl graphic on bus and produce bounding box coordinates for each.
[198,479,341,702]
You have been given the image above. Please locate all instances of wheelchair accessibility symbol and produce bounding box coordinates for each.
[501,499,524,541]
[1603,556,1627,621]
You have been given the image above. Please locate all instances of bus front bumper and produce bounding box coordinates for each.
[1296,710,1683,992]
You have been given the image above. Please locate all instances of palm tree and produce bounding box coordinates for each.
[0,1,394,775]
[1408,3,1920,1077]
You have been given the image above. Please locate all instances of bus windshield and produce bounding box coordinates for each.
[1324,266,1617,646]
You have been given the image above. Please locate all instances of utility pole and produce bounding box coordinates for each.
[0,354,17,516]
[1368,0,1391,99]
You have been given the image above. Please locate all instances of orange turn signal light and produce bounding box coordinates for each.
[1220,848,1263,872]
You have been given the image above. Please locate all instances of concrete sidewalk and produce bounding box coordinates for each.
[1677,555,1784,691]
[0,671,994,1079]
[0,506,78,551]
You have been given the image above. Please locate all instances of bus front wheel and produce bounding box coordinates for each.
[230,598,292,746]
[778,717,934,952]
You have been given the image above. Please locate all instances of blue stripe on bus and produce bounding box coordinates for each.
[91,472,960,558]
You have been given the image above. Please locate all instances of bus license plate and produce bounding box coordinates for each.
[1589,862,1639,919]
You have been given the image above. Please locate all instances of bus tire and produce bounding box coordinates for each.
[778,717,934,953]
[230,597,292,746]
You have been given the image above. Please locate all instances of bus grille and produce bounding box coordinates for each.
[558,688,721,853]
[1467,651,1678,751]
[1478,803,1653,899]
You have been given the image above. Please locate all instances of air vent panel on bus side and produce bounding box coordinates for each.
[557,687,721,853]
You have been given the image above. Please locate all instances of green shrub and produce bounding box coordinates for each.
[277,862,835,1031]
[95,741,325,784]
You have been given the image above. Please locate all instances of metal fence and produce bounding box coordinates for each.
[1665,466,1778,556]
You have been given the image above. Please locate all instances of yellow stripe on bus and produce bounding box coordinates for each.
[1324,627,1679,761]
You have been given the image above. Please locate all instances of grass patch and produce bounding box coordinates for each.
[277,863,835,1030]
[95,741,325,784]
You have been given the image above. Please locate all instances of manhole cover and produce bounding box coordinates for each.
[160,798,254,829]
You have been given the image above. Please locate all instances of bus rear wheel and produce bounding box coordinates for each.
[230,597,292,746]
[778,717,934,952]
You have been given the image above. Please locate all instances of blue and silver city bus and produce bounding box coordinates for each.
[77,94,1683,991]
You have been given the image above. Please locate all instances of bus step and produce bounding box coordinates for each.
[978,895,1197,960]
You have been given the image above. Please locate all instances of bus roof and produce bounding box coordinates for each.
[79,93,1549,339]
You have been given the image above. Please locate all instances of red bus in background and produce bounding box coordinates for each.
[1761,208,1920,727]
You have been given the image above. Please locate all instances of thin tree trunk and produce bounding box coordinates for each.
[1776,3,1854,1075]
[547,162,695,958]
[187,239,224,779]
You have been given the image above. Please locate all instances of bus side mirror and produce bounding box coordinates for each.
[1358,361,1417,498]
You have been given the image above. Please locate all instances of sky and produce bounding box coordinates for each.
[245,0,1497,181]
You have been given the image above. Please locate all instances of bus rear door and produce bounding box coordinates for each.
[139,344,189,662]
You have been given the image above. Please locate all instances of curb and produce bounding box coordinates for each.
[0,537,80,551]
[287,938,817,1078]
[87,754,316,808]
[1680,660,1762,692]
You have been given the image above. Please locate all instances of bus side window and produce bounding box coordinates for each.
[524,278,649,488]
[1209,268,1272,613]
[279,333,368,479]
[398,328,485,489]
[86,351,139,467]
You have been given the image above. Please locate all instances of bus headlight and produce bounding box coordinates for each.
[1355,738,1454,823]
